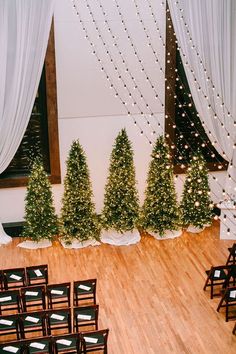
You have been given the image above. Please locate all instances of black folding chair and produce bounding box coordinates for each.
[73,280,96,306]
[226,243,236,266]
[46,283,71,309]
[24,336,53,354]
[21,286,46,312]
[217,286,236,321]
[73,305,98,333]
[0,339,25,353]
[53,333,80,353]
[26,265,48,286]
[79,329,109,354]
[0,290,21,315]
[46,308,71,335]
[0,313,21,341]
[2,268,27,290]
[19,310,47,339]
[203,265,230,299]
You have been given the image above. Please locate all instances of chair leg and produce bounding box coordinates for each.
[203,276,210,291]
[226,304,229,322]
[210,280,214,299]
[233,322,236,334]
[217,296,225,312]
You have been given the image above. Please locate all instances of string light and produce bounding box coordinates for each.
[71,0,236,223]
[146,1,236,166]
[135,0,234,166]
[141,0,236,174]
[172,0,235,122]
[133,0,236,201]
[71,0,152,145]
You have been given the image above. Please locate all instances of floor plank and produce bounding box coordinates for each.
[0,221,236,353]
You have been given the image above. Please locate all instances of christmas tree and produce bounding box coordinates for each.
[181,153,213,228]
[22,158,58,241]
[102,129,139,232]
[60,140,100,243]
[141,136,180,236]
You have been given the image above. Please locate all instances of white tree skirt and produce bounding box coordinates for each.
[149,229,182,240]
[17,240,52,249]
[0,223,12,245]
[187,225,205,233]
[60,239,101,249]
[101,229,141,246]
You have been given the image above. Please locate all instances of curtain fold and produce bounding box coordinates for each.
[168,0,236,197]
[0,0,55,244]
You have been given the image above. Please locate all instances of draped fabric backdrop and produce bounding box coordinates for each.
[168,0,236,198]
[0,0,55,244]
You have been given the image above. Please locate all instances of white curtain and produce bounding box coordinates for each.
[168,0,236,198]
[0,0,55,244]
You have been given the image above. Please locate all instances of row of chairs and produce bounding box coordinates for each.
[0,266,48,291]
[203,243,236,333]
[0,306,98,340]
[203,264,236,300]
[0,329,109,353]
[0,280,96,315]
[0,265,108,353]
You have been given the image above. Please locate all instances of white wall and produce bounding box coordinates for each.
[0,0,227,222]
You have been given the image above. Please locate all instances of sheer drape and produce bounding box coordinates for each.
[168,0,236,197]
[0,0,55,244]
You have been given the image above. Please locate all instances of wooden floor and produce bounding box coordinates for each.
[1,222,236,353]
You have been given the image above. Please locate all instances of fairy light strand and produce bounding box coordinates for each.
[170,0,235,122]
[70,0,236,227]
[85,0,162,135]
[112,0,236,198]
[133,0,236,193]
[71,0,152,145]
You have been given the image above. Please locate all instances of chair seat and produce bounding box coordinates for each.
[210,269,227,280]
[76,284,94,295]
[49,287,67,299]
[83,332,105,347]
[77,308,96,321]
[26,266,48,287]
[80,329,109,354]
[27,339,50,353]
[228,290,236,302]
[0,317,18,330]
[22,314,43,327]
[24,290,43,302]
[28,269,46,281]
[0,293,18,305]
[55,336,77,351]
[0,343,22,353]
[6,271,24,283]
[49,311,69,324]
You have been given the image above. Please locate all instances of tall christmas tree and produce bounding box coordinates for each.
[60,140,100,243]
[141,136,180,236]
[102,129,139,232]
[22,158,58,241]
[181,153,213,228]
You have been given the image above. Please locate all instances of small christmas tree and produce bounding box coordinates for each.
[22,158,58,241]
[141,136,180,236]
[60,140,100,243]
[102,129,139,232]
[181,153,213,228]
